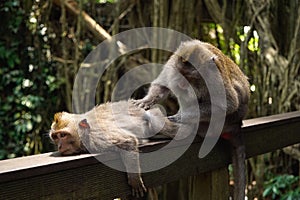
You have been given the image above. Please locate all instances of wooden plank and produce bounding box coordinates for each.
[243,111,300,128]
[0,111,300,199]
[0,140,230,200]
[243,111,300,158]
[1,161,130,200]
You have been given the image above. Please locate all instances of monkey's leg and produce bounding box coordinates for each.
[119,150,146,197]
[167,111,181,122]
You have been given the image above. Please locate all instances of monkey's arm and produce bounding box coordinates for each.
[119,150,146,197]
[77,119,146,197]
[132,84,170,109]
[115,136,146,197]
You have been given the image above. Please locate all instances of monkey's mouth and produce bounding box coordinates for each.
[60,149,82,156]
[59,149,72,155]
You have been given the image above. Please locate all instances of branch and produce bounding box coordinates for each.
[52,56,74,64]
[203,0,222,23]
[53,0,112,41]
[108,1,136,33]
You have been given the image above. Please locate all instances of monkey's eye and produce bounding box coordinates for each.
[183,61,194,68]
[181,57,188,63]
[51,134,58,140]
[180,57,193,68]
[59,133,67,138]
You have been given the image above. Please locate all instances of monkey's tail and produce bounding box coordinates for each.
[229,128,246,200]
[232,144,246,200]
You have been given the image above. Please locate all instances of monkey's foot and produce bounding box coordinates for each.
[128,173,147,197]
[130,98,154,110]
[167,114,181,122]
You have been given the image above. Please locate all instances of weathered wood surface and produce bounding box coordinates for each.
[0,111,300,199]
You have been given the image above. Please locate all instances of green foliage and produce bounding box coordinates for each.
[0,0,59,159]
[263,174,300,200]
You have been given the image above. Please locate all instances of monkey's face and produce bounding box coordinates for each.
[176,56,199,79]
[49,112,83,155]
[174,41,215,80]
[175,49,202,80]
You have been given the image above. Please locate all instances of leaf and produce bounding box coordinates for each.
[272,186,280,195]
[263,187,272,197]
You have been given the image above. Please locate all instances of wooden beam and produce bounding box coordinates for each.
[0,111,300,199]
[243,111,300,158]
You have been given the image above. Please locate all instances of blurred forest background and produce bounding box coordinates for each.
[0,0,299,199]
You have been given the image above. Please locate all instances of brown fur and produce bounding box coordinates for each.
[49,100,178,197]
[132,40,250,200]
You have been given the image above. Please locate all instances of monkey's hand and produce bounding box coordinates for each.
[128,173,147,197]
[131,98,155,110]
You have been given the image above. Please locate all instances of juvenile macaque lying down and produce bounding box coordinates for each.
[49,100,178,197]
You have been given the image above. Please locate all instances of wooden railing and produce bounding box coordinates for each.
[1,111,300,200]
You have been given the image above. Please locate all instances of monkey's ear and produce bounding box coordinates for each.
[79,119,90,129]
[210,56,217,62]
[209,56,221,68]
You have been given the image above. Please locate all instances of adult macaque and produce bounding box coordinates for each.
[132,40,250,200]
[49,101,177,197]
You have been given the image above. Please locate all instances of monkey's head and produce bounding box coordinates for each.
[49,112,89,155]
[165,40,215,92]
[173,40,216,80]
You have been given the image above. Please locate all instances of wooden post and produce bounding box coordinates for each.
[188,167,229,200]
